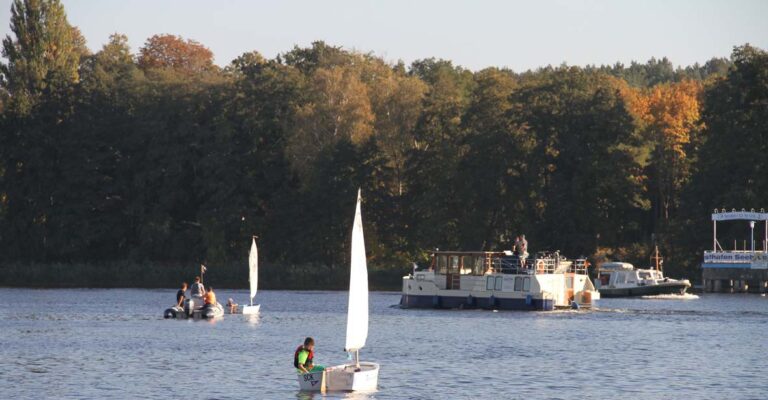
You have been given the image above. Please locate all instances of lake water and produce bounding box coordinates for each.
[1,289,766,399]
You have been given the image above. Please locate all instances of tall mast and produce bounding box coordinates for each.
[650,245,662,272]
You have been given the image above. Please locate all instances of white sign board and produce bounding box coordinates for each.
[712,211,768,221]
[703,252,768,269]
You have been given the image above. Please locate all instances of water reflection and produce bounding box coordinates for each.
[245,314,261,326]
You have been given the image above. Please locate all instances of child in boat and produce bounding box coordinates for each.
[294,337,324,374]
[226,298,238,313]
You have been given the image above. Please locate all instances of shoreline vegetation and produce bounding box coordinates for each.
[1,1,767,285]
[0,262,408,291]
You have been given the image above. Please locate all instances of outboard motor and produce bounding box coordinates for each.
[163,308,175,319]
[184,299,194,317]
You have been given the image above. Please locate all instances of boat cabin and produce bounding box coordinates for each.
[418,250,589,290]
[597,262,665,288]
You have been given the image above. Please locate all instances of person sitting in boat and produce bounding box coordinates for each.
[190,276,206,299]
[294,337,324,374]
[176,282,188,308]
[204,286,217,307]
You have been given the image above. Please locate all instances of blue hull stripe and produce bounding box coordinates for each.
[400,294,554,311]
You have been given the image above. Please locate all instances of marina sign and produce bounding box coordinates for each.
[711,211,768,221]
[703,252,768,268]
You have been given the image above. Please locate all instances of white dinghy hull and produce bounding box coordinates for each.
[241,304,260,315]
[297,362,379,392]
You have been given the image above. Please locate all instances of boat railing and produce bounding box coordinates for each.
[491,256,589,275]
[492,257,534,274]
[570,259,589,274]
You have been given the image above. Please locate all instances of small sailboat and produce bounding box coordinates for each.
[297,189,380,392]
[242,237,261,314]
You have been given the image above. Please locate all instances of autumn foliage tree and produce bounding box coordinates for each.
[622,80,703,228]
[137,34,214,73]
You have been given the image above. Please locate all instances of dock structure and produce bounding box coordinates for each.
[702,209,768,293]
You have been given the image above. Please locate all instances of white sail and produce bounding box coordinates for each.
[248,238,258,305]
[345,189,369,351]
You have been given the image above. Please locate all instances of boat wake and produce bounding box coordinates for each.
[640,293,699,300]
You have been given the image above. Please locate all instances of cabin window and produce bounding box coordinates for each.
[514,277,523,291]
[495,276,503,290]
[462,256,476,275]
[473,257,486,275]
[449,256,460,274]
[437,255,448,274]
[486,276,495,290]
[523,277,531,292]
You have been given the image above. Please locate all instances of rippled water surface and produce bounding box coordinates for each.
[1,289,767,399]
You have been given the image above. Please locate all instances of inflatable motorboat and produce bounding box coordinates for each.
[163,297,224,319]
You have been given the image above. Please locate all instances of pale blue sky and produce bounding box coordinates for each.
[2,0,767,71]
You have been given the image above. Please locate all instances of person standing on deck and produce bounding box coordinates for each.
[516,235,529,268]
[295,337,324,374]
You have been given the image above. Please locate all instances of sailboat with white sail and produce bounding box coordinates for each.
[297,189,380,392]
[242,237,261,314]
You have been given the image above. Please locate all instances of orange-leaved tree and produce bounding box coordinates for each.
[137,34,214,74]
[622,79,703,225]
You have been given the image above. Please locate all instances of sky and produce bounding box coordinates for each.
[1,0,767,71]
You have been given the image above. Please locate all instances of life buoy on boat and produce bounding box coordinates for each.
[536,260,545,273]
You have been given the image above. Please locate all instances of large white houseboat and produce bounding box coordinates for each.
[400,250,599,311]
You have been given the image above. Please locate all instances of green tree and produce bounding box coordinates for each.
[1,0,83,113]
[510,68,646,255]
[675,45,768,275]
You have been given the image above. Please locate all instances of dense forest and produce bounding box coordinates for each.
[1,0,767,288]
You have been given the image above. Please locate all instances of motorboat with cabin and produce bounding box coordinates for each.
[594,247,691,297]
[400,250,599,311]
[298,190,379,392]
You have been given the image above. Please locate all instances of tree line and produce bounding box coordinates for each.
[1,0,767,284]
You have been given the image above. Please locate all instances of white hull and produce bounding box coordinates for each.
[297,362,379,392]
[242,304,260,315]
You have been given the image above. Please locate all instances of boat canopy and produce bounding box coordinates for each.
[600,262,634,270]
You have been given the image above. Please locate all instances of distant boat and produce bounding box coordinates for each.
[401,250,600,311]
[297,189,380,392]
[595,247,691,297]
[242,237,261,314]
